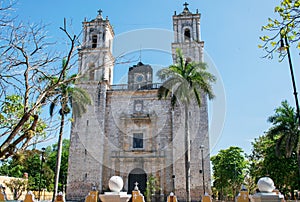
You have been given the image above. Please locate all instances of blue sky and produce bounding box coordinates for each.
[16,0,300,156]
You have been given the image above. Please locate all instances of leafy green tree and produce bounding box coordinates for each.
[157,48,215,202]
[0,139,70,193]
[0,149,54,192]
[264,100,299,188]
[248,101,300,191]
[211,147,248,200]
[267,101,299,158]
[48,58,91,199]
[144,175,157,202]
[249,135,298,197]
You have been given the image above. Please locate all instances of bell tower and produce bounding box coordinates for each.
[172,2,204,63]
[79,10,114,84]
[67,10,114,200]
[171,3,211,200]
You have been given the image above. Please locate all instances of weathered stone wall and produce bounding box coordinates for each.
[170,95,210,201]
[101,89,174,193]
[67,84,210,201]
[66,82,106,200]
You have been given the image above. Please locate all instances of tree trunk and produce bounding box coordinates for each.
[184,104,191,202]
[52,112,65,201]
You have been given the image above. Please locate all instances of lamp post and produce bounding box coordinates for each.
[280,30,300,186]
[200,145,205,195]
[38,147,46,201]
[280,33,300,127]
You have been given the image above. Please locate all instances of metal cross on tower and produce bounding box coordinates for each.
[98,9,102,16]
[183,2,189,8]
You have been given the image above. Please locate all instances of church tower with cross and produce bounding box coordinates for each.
[172,2,204,63]
[171,2,210,200]
[66,3,211,202]
[78,9,114,83]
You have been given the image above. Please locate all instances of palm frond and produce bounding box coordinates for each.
[157,86,170,100]
[157,48,215,108]
[266,100,299,158]
[193,87,201,107]
[70,87,92,118]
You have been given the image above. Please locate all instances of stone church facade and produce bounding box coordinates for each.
[66,3,211,201]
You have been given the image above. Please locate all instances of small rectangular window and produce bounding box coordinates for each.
[133,133,143,149]
[92,35,97,48]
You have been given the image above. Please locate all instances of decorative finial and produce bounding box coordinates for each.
[92,183,96,191]
[108,176,124,192]
[134,182,139,191]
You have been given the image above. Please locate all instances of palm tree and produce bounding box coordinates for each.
[157,48,215,202]
[50,58,92,201]
[267,100,300,185]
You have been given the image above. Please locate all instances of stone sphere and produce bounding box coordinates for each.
[108,176,123,192]
[257,177,275,193]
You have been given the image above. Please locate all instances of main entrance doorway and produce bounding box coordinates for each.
[128,168,147,195]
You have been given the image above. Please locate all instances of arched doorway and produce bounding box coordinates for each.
[128,168,147,195]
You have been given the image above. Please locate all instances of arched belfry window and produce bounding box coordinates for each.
[92,35,97,48]
[184,28,191,41]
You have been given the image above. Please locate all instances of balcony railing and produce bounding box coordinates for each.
[109,83,162,91]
